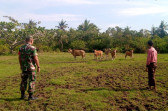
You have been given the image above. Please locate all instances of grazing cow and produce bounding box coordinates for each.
[110,49,117,60]
[94,50,103,60]
[68,49,85,60]
[105,48,111,59]
[125,50,133,59]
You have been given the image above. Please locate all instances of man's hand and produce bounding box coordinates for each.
[146,67,148,72]
[37,67,40,72]
[34,55,40,73]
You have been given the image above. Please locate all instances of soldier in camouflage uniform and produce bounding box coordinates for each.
[18,37,40,100]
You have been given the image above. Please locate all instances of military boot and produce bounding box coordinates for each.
[28,93,38,100]
[20,91,26,99]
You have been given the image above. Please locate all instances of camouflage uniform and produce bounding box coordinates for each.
[19,43,38,93]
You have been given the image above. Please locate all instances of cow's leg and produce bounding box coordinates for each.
[94,55,96,60]
[84,55,86,60]
[106,54,108,60]
[100,55,103,60]
[125,55,127,59]
[74,56,76,60]
[82,55,85,60]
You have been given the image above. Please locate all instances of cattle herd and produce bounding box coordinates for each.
[68,48,134,60]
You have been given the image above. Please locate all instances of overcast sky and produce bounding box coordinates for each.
[0,0,168,32]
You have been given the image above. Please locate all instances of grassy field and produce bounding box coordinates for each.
[0,52,168,111]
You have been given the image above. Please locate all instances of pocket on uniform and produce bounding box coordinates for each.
[32,71,36,81]
[30,65,36,71]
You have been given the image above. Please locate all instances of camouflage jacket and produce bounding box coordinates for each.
[19,44,38,71]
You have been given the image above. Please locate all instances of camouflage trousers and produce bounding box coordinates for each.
[20,71,36,93]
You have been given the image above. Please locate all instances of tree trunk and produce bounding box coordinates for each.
[60,40,63,51]
[10,47,15,54]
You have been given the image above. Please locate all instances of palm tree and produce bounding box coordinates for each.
[158,21,168,38]
[55,20,68,51]
[78,19,99,32]
[56,19,68,31]
[151,26,157,37]
[78,20,90,31]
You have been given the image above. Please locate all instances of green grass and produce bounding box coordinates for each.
[0,52,168,111]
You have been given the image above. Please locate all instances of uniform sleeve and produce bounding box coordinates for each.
[32,48,38,56]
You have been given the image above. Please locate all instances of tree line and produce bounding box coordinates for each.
[0,16,168,55]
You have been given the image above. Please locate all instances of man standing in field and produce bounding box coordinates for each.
[146,40,157,92]
[18,36,40,100]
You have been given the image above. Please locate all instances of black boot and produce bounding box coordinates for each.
[20,91,26,99]
[28,93,38,100]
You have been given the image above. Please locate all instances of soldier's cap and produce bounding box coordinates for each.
[26,36,34,42]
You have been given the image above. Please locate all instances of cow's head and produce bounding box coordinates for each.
[105,48,111,52]
[108,48,111,52]
[68,48,72,53]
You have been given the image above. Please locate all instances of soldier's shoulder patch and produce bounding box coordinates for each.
[30,45,36,51]
[30,45,35,48]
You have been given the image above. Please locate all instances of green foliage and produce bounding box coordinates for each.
[41,46,52,52]
[0,40,10,55]
[70,40,86,49]
[153,36,168,53]
[87,39,106,51]
[55,48,61,52]
[1,17,168,54]
[0,44,10,55]
[130,38,149,53]
[0,16,45,54]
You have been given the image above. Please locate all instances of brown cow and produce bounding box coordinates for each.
[110,49,117,60]
[125,50,133,59]
[105,48,111,59]
[68,49,85,60]
[94,50,103,60]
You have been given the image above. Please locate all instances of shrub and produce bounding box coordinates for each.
[70,40,86,49]
[130,38,149,53]
[42,46,52,52]
[153,37,168,53]
[87,39,106,52]
[0,45,10,55]
[55,48,61,52]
